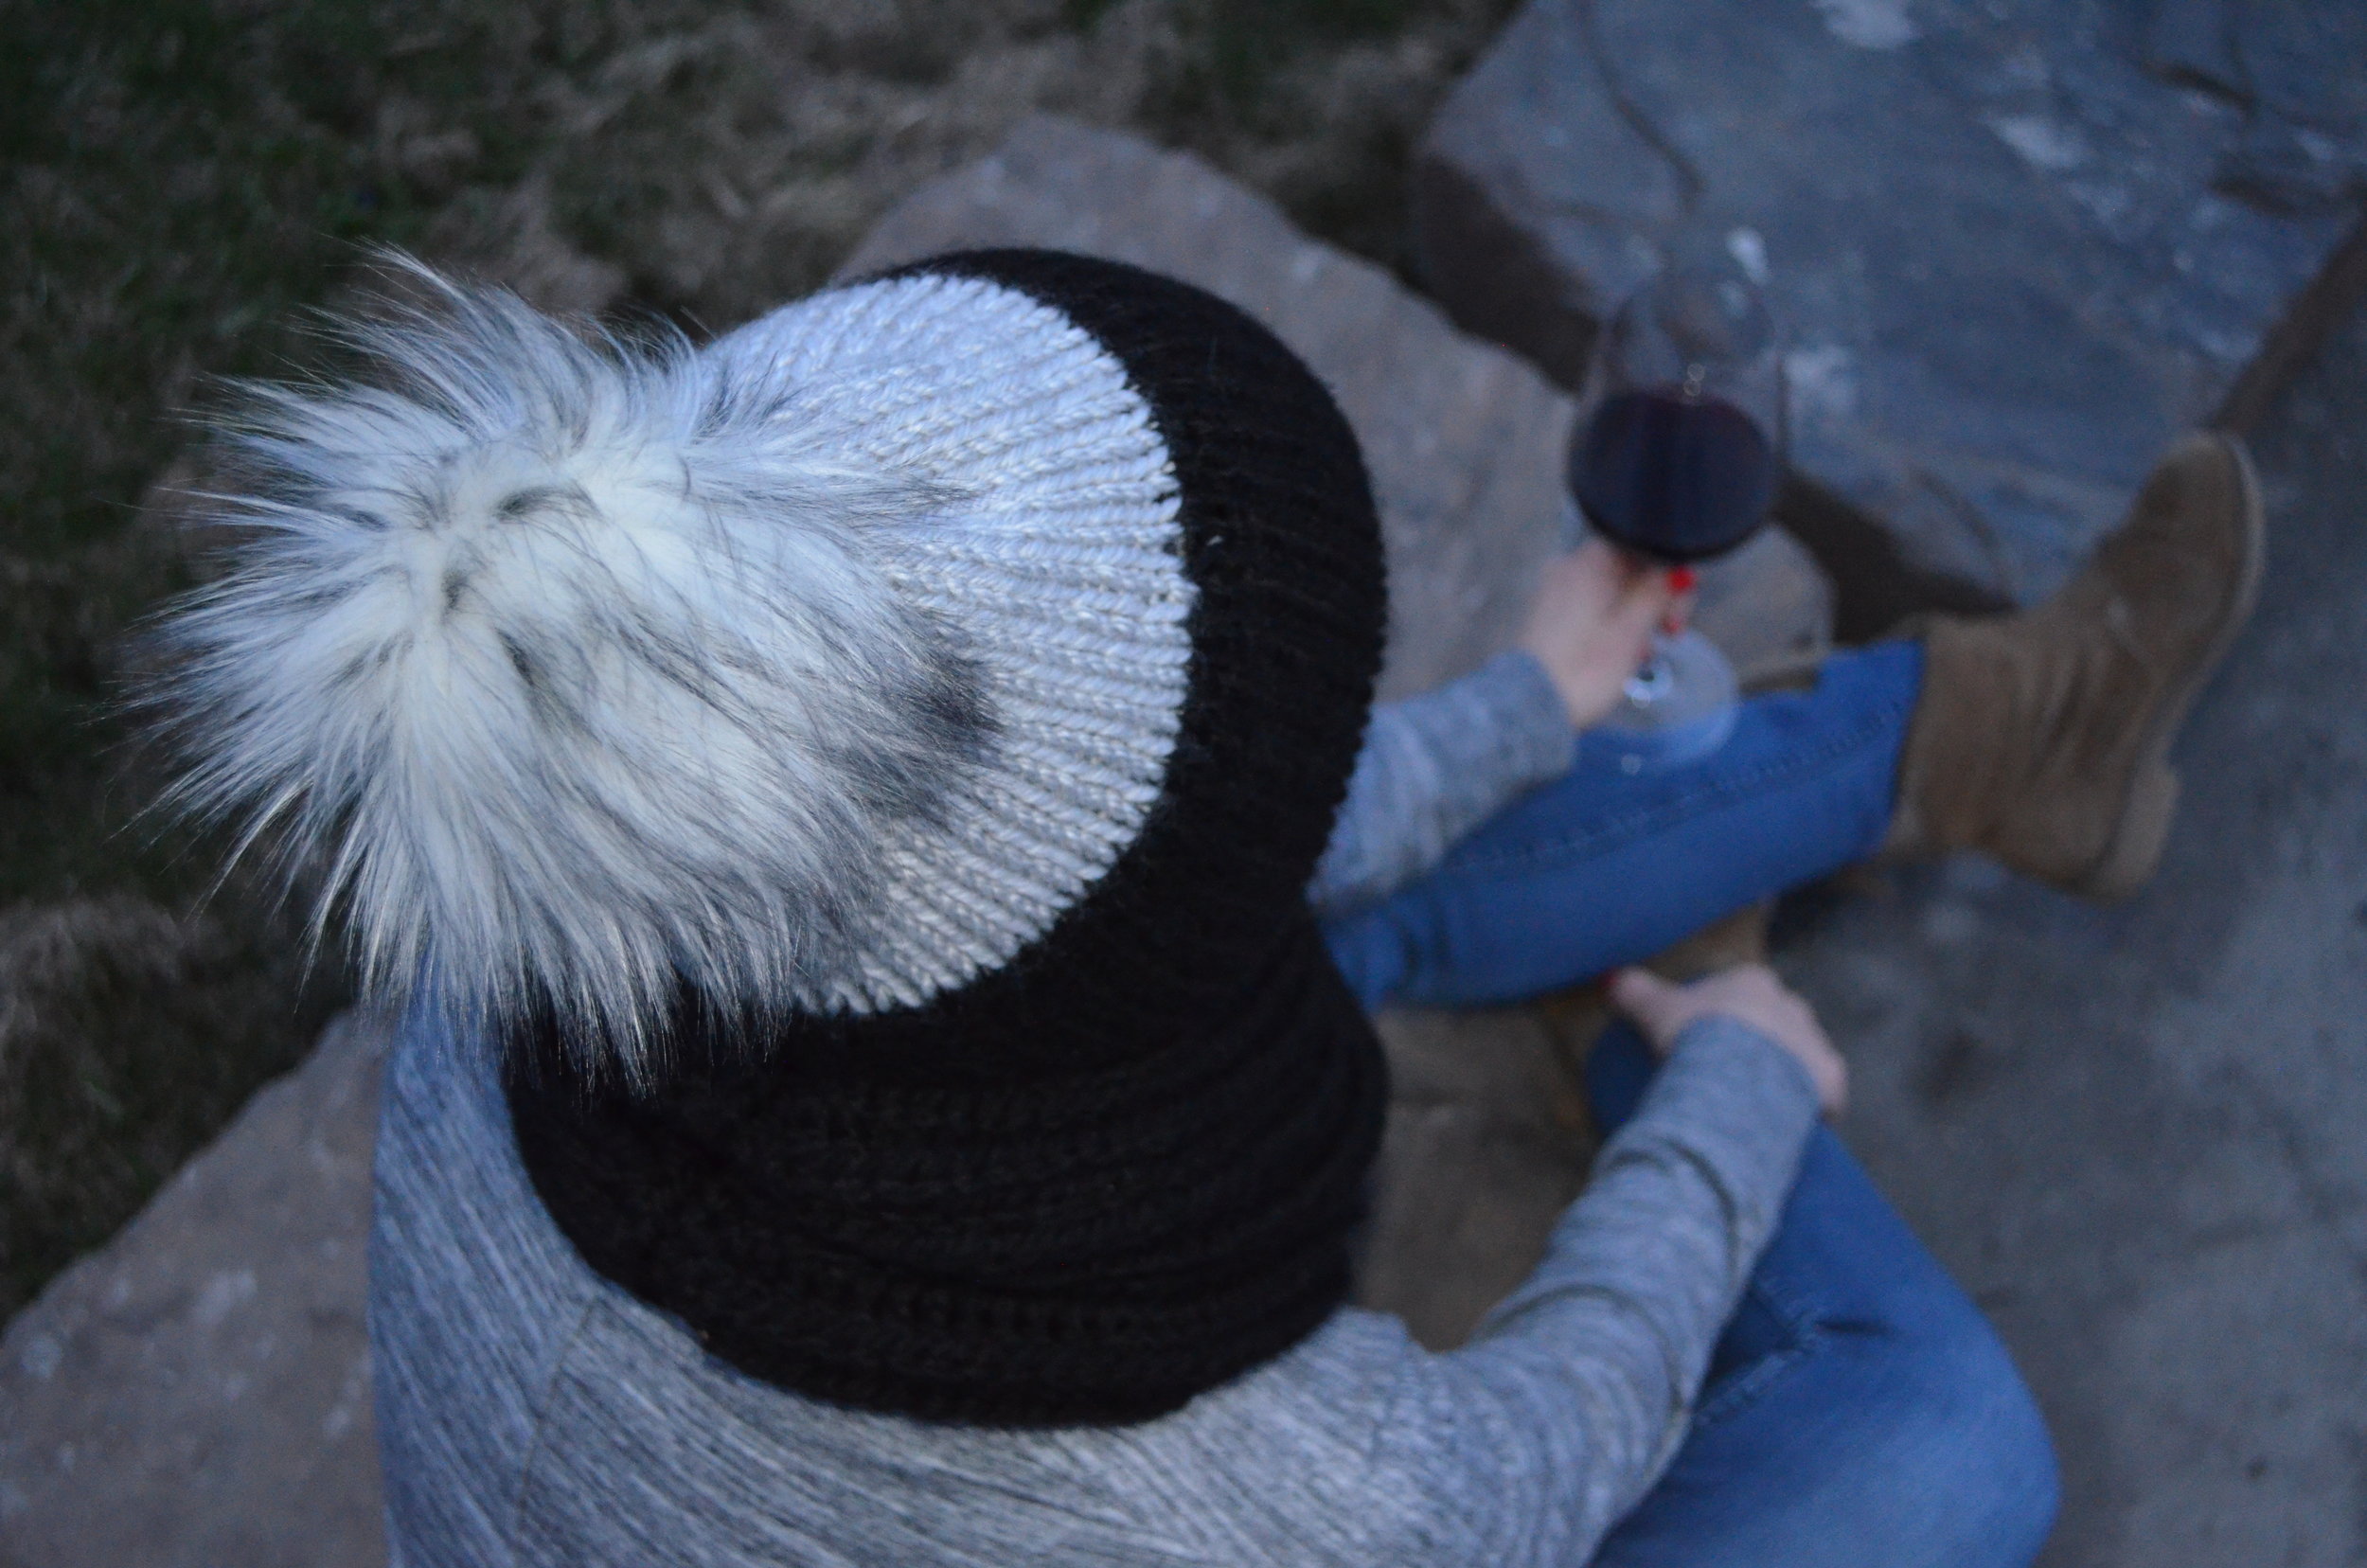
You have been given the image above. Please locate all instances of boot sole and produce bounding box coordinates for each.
[2077,437,2266,899]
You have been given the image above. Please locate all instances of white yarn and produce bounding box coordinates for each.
[153,260,1193,1077]
[715,274,1192,1014]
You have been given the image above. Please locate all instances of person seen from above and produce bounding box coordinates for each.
[150,250,2262,1567]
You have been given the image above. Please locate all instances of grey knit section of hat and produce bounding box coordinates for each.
[371,1005,1818,1568]
[710,274,1195,1014]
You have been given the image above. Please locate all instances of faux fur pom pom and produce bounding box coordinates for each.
[150,259,992,1082]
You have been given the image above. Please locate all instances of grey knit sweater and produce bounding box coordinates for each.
[1308,650,1581,919]
[371,650,1824,1568]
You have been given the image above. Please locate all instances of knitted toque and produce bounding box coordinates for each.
[156,248,1390,1425]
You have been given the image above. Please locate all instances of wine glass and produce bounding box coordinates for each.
[1563,246,1789,773]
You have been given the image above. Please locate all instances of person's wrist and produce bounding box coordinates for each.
[1495,647,1584,748]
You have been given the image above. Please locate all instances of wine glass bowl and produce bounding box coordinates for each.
[1566,256,1788,564]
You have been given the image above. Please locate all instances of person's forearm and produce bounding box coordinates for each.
[1308,650,1575,918]
[1421,1016,1821,1562]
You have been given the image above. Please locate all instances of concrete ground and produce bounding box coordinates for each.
[1773,296,2367,1566]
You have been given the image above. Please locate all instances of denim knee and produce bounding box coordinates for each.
[1871,1308,2061,1565]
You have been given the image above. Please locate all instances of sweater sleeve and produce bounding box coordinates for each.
[1308,650,1576,919]
[1392,1016,1823,1565]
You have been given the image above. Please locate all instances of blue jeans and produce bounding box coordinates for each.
[1324,641,2061,1567]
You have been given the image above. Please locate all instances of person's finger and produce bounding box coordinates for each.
[1621,579,1679,668]
[1602,570,1675,645]
[1607,966,1681,1030]
[1576,537,1626,578]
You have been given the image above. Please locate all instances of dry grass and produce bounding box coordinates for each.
[0,900,342,1312]
[0,0,1519,1321]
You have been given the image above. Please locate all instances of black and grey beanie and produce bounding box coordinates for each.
[156,249,1390,1425]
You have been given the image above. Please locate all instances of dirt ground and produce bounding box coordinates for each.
[0,0,1520,1321]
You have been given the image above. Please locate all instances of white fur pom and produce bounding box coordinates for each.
[151,258,991,1082]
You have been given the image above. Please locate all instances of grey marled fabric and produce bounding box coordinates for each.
[371,1009,1817,1567]
[1308,649,1575,918]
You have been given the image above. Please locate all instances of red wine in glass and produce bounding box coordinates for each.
[1568,386,1780,565]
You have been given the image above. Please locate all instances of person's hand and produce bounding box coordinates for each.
[1518,541,1687,730]
[1609,964,1848,1115]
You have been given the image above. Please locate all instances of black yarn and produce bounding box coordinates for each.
[507,251,1392,1426]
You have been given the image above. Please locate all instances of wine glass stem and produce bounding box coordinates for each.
[1625,638,1678,707]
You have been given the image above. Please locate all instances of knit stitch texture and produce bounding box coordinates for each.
[377,1007,1819,1567]
[507,251,1394,1425]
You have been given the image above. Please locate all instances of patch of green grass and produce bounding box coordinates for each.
[0,0,481,1316]
[1201,0,1423,103]
[0,900,346,1315]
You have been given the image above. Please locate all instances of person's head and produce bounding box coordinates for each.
[155,249,1395,1422]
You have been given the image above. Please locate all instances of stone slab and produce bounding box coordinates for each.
[1416,0,2366,607]
[841,115,1832,701]
[0,1011,390,1568]
[1361,1003,1597,1350]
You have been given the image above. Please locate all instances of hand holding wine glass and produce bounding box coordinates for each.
[1518,542,1687,730]
[1564,246,1789,771]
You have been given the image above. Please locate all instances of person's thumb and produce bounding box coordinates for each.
[1608,966,1681,1034]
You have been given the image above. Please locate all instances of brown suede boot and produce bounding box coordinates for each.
[1881,433,2265,898]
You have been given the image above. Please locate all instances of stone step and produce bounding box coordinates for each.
[1415,0,2367,614]
[0,1012,391,1568]
[842,115,1834,701]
